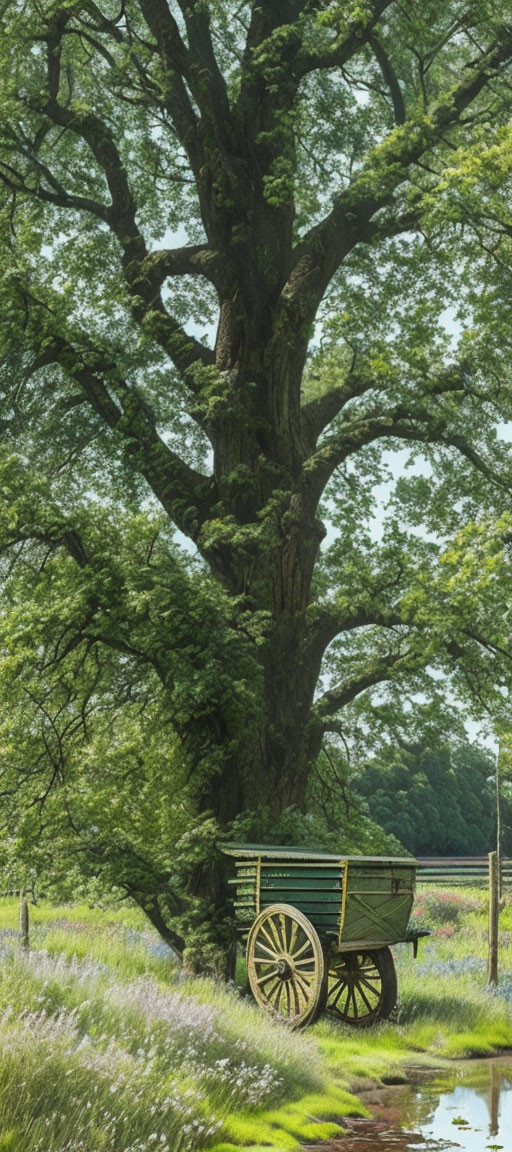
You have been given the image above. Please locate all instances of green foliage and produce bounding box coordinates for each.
[306,745,408,856]
[354,739,508,856]
[0,490,263,965]
[1,0,512,957]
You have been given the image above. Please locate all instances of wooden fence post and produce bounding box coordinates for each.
[487,851,499,986]
[19,889,29,950]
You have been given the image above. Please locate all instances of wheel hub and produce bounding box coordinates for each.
[277,957,292,980]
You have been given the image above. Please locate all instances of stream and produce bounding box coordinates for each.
[306,1056,512,1151]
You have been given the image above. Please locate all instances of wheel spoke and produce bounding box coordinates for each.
[355,968,380,985]
[261,980,280,1006]
[270,913,283,952]
[293,937,315,960]
[357,955,378,968]
[266,978,282,1005]
[267,915,283,952]
[295,967,316,983]
[355,958,380,976]
[294,975,309,1010]
[358,972,379,985]
[328,976,344,1000]
[256,967,279,986]
[258,925,279,955]
[329,968,345,983]
[279,913,288,953]
[358,975,381,998]
[341,986,354,1018]
[294,971,313,999]
[330,979,348,1010]
[274,981,285,1014]
[288,919,299,956]
[355,983,374,1015]
[340,984,352,1015]
[289,976,301,1016]
[255,944,279,963]
[358,967,380,982]
[296,967,314,986]
[327,965,381,1018]
[323,949,395,1027]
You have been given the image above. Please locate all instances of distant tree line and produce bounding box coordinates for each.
[353,741,512,857]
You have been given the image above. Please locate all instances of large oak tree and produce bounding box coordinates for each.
[2,0,512,961]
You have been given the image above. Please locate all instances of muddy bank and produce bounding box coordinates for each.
[304,1055,512,1151]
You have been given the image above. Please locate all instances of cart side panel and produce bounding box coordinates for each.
[341,863,415,948]
[230,859,344,935]
[260,862,342,932]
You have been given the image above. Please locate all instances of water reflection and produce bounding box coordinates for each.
[321,1057,512,1151]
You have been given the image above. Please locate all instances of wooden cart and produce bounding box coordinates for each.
[223,843,423,1029]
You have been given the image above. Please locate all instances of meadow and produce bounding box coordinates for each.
[0,887,509,1152]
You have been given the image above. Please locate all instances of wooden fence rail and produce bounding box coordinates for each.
[417,857,512,885]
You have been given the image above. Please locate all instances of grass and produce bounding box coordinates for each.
[0,886,509,1150]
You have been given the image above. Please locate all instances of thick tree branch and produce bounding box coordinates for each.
[136,0,189,76]
[34,18,214,383]
[36,333,214,542]
[310,602,406,653]
[301,359,387,447]
[236,0,395,200]
[365,206,425,242]
[463,629,512,665]
[286,26,512,328]
[294,1,395,78]
[0,526,89,570]
[302,359,471,445]
[0,144,109,222]
[301,359,501,502]
[240,1,304,78]
[311,649,411,735]
[127,887,185,957]
[137,0,227,238]
[174,0,231,134]
[42,98,214,373]
[143,244,223,286]
[305,403,509,505]
[367,32,406,125]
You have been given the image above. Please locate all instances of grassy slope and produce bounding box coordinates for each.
[0,888,509,1151]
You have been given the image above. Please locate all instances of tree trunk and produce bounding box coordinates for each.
[258,624,322,814]
[183,510,326,969]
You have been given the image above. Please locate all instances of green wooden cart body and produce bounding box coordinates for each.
[223,844,416,952]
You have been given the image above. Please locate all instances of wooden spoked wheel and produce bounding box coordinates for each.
[326,947,397,1027]
[246,903,325,1029]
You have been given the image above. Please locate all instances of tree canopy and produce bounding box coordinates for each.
[2,0,512,964]
[354,739,511,856]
